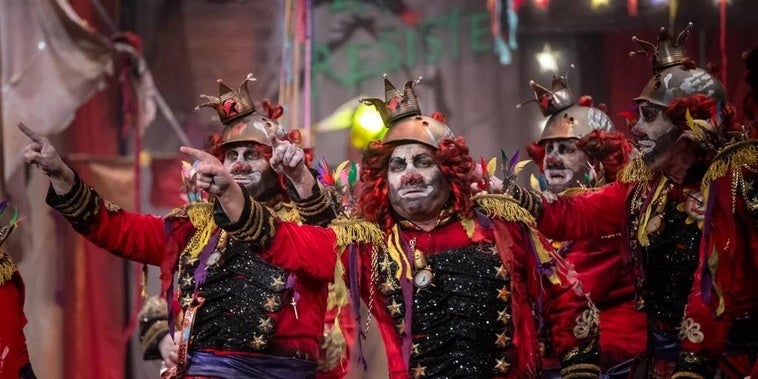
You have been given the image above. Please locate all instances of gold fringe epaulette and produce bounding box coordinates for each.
[618,154,653,183]
[473,193,536,225]
[0,250,17,287]
[560,187,593,196]
[703,140,758,184]
[182,202,216,260]
[329,217,386,248]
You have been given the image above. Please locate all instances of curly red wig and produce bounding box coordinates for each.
[663,93,736,136]
[359,137,475,232]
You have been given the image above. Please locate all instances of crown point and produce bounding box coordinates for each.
[216,78,223,83]
[569,63,576,69]
[382,73,389,78]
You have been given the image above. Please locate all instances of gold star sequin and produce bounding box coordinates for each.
[270,275,286,291]
[387,299,402,316]
[180,294,192,308]
[264,296,280,312]
[412,363,426,378]
[497,308,511,324]
[379,255,393,272]
[181,275,193,287]
[495,264,507,279]
[411,343,420,356]
[250,334,267,350]
[380,278,398,293]
[395,320,406,335]
[495,331,511,347]
[495,357,511,373]
[496,286,510,302]
[258,317,273,333]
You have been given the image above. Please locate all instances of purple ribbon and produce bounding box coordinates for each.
[347,244,367,370]
[700,184,718,305]
[193,229,221,291]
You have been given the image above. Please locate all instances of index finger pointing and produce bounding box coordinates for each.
[179,146,216,162]
[18,123,45,143]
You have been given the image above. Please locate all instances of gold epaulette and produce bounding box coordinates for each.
[0,250,17,287]
[271,201,302,224]
[703,139,758,185]
[473,193,536,225]
[559,187,593,196]
[618,154,653,184]
[164,205,190,219]
[328,217,386,249]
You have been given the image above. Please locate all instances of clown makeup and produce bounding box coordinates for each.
[387,143,450,227]
[631,101,675,156]
[631,101,683,173]
[542,138,590,193]
[223,143,277,198]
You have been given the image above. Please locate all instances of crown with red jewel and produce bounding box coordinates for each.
[521,72,575,117]
[630,22,693,72]
[194,74,258,125]
[359,74,423,127]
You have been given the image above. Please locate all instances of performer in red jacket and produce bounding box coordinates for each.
[182,75,602,378]
[0,205,36,379]
[520,76,647,378]
[505,24,758,378]
[21,75,334,379]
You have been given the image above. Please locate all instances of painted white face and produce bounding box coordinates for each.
[223,143,277,197]
[631,101,675,156]
[542,138,590,193]
[387,143,450,224]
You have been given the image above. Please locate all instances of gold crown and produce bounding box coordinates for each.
[195,74,258,125]
[359,74,423,127]
[630,22,693,72]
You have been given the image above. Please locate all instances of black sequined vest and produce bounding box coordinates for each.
[378,243,514,378]
[178,237,289,353]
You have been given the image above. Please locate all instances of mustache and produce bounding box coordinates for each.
[230,162,252,175]
[400,172,425,187]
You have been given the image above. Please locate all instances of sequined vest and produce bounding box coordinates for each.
[628,183,701,326]
[178,235,289,353]
[377,243,514,378]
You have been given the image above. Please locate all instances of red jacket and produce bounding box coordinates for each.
[47,177,330,361]
[0,265,31,379]
[253,197,598,379]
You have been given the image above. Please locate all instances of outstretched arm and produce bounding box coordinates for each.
[179,146,245,222]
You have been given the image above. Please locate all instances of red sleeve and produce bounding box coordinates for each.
[46,175,173,266]
[82,204,175,266]
[538,181,630,241]
[260,221,338,283]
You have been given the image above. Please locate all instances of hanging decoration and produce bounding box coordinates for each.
[488,0,521,65]
[627,0,638,16]
[279,0,314,146]
[668,0,678,31]
[591,0,610,9]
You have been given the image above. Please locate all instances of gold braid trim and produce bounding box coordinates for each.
[671,373,705,379]
[703,140,758,184]
[182,202,216,260]
[0,250,17,287]
[272,201,301,223]
[560,187,593,196]
[140,320,168,351]
[329,218,386,248]
[473,194,536,225]
[295,192,331,217]
[618,153,653,184]
[563,372,601,379]
[232,199,276,245]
